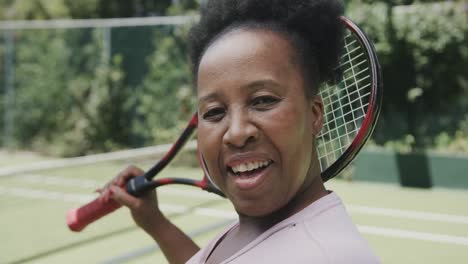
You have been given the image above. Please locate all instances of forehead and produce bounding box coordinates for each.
[197,29,302,96]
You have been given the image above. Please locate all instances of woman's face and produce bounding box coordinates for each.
[197,28,323,217]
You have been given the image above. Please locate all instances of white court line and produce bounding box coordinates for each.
[348,205,468,225]
[5,176,468,224]
[0,141,197,177]
[10,174,468,225]
[0,186,219,215]
[1,186,468,246]
[0,186,95,203]
[0,186,218,205]
[358,225,468,246]
[15,174,220,199]
[18,174,101,189]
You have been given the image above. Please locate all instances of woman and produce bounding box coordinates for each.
[101,0,380,263]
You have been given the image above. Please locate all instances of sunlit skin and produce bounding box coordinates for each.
[196,27,328,237]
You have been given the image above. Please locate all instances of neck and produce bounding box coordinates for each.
[236,155,327,234]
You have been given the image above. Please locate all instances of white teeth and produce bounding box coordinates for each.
[231,160,270,174]
[240,164,247,172]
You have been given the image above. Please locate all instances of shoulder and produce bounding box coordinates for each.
[298,192,380,264]
[186,222,239,264]
[228,193,379,264]
[187,193,380,264]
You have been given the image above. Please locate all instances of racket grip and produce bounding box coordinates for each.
[66,197,122,232]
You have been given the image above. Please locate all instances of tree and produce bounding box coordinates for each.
[0,0,201,20]
[348,1,468,150]
[133,24,195,145]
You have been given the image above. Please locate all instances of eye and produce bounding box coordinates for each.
[251,95,280,110]
[202,107,226,121]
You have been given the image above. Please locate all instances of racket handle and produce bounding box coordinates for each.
[66,197,121,232]
[67,175,155,232]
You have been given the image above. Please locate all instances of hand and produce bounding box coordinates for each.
[98,166,200,263]
[97,165,165,233]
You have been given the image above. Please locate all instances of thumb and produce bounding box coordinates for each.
[109,185,140,209]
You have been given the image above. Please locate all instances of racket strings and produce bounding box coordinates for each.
[317,30,372,171]
[344,37,365,129]
[321,83,370,118]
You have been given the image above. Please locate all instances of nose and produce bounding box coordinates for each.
[222,110,259,148]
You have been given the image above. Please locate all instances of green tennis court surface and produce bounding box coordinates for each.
[1,152,468,264]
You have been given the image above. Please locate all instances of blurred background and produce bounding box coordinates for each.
[0,0,467,263]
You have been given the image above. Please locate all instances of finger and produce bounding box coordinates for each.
[101,179,116,192]
[104,188,114,203]
[98,188,109,202]
[116,165,144,187]
[99,165,144,192]
[110,185,140,208]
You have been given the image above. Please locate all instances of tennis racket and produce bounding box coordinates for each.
[66,16,382,232]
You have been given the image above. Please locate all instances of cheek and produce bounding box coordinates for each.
[197,125,224,181]
[267,101,310,147]
[197,125,215,159]
[262,101,313,176]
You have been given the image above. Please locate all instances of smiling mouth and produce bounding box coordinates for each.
[228,160,273,177]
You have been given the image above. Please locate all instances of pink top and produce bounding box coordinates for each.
[186,192,380,264]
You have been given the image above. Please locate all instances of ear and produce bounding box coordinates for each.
[309,96,324,136]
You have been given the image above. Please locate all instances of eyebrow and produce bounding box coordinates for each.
[243,79,281,91]
[198,79,281,103]
[198,93,219,104]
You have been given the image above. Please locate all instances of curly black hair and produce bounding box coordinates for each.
[188,0,344,95]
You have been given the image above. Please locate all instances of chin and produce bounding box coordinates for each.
[236,207,273,218]
[232,198,285,218]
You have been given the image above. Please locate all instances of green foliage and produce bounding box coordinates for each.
[12,29,73,150]
[5,28,133,156]
[0,0,201,19]
[133,25,196,145]
[61,30,135,156]
[1,0,467,155]
[434,115,468,153]
[391,3,467,109]
[348,1,468,151]
[0,0,70,20]
[0,0,200,155]
[63,54,132,156]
